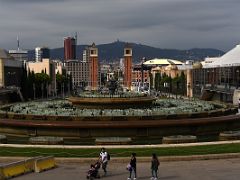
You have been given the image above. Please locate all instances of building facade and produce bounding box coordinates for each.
[9,49,28,62]
[64,37,76,61]
[27,58,56,95]
[190,44,240,104]
[35,47,50,62]
[83,46,90,63]
[0,49,23,87]
[64,60,90,89]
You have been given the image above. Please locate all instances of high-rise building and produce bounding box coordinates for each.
[124,44,132,90]
[83,46,90,63]
[35,47,50,62]
[64,37,76,60]
[64,60,90,89]
[89,43,99,90]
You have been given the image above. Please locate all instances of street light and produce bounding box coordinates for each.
[164,82,169,97]
[236,69,239,88]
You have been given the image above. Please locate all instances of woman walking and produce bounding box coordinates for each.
[128,153,137,180]
[151,153,159,180]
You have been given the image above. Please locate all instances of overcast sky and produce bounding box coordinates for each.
[0,0,240,51]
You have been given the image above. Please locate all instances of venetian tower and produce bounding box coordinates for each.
[124,44,132,90]
[89,43,98,90]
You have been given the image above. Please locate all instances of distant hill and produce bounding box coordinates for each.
[28,41,224,63]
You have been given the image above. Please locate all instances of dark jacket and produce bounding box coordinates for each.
[130,157,136,169]
[151,158,159,170]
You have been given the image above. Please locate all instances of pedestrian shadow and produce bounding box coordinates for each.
[159,175,179,179]
[135,175,178,179]
[100,171,129,178]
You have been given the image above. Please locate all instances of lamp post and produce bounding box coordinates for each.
[164,82,169,97]
[236,69,239,89]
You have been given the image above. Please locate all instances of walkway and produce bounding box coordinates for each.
[14,158,240,180]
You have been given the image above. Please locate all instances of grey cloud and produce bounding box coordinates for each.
[1,0,67,3]
[0,0,240,51]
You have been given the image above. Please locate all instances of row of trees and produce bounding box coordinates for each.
[20,66,72,100]
[153,72,186,96]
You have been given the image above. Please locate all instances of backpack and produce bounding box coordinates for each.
[107,153,110,160]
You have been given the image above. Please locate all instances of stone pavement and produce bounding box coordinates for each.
[14,158,240,180]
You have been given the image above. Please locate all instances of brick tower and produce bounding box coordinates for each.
[64,37,76,61]
[124,44,132,90]
[89,43,98,90]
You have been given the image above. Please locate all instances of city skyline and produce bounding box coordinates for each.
[0,0,240,51]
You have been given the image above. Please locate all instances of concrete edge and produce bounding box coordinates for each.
[1,140,240,149]
[1,153,240,164]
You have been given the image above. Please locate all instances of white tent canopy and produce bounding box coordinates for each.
[144,58,183,66]
[206,44,240,68]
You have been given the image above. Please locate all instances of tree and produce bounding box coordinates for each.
[20,64,28,100]
[149,72,153,89]
[154,73,161,91]
[34,72,50,98]
[179,72,186,95]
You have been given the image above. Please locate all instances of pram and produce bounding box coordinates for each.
[86,161,101,179]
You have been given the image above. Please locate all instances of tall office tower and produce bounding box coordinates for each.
[89,43,98,90]
[35,47,50,62]
[124,44,132,90]
[64,37,76,60]
[83,46,90,63]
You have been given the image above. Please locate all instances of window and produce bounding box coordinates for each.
[125,49,131,55]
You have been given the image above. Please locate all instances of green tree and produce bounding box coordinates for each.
[20,64,28,100]
[34,72,50,98]
[149,72,153,89]
[154,73,161,91]
[179,72,186,95]
[56,72,67,96]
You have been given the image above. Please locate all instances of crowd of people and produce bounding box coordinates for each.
[87,148,160,180]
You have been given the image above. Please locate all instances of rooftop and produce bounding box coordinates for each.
[144,58,183,66]
[205,44,240,68]
[0,49,11,59]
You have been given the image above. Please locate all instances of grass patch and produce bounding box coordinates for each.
[0,143,240,158]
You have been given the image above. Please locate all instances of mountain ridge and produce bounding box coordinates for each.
[28,41,224,63]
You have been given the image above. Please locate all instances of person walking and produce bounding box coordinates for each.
[128,153,137,180]
[151,153,160,180]
[99,148,108,176]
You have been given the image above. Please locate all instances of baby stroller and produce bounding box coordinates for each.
[86,161,101,179]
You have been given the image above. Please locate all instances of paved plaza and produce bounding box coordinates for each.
[14,158,240,180]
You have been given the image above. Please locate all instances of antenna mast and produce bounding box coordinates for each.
[17,35,20,51]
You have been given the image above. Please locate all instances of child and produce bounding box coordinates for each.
[86,161,101,179]
[151,153,160,180]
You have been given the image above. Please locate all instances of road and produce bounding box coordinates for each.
[15,158,240,180]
